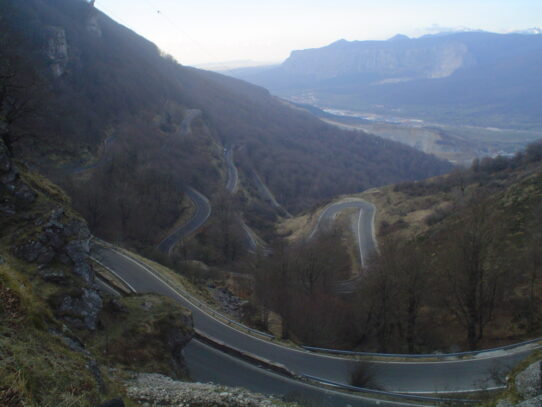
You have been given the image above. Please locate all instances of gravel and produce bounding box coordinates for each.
[126,373,286,407]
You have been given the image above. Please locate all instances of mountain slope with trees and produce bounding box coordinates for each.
[1,0,451,255]
[266,142,542,352]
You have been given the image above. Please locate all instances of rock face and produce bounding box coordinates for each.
[281,38,469,80]
[496,360,542,407]
[516,361,542,400]
[87,14,102,37]
[103,295,194,376]
[1,138,102,330]
[46,26,69,77]
[517,396,542,407]
[51,287,103,330]
[126,373,285,407]
[14,207,95,283]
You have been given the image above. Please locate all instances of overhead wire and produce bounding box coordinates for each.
[138,0,223,65]
[95,0,230,67]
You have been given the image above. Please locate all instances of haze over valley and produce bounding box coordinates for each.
[1,1,542,406]
[227,31,542,164]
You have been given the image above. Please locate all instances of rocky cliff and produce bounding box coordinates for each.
[229,31,542,129]
[282,38,468,80]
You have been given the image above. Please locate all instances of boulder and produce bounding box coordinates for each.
[65,240,89,264]
[53,287,103,330]
[516,361,542,399]
[517,396,542,407]
[64,219,91,240]
[65,239,94,282]
[39,227,65,250]
[73,261,93,282]
[497,400,514,407]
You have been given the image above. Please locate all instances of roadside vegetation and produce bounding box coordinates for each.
[254,142,542,353]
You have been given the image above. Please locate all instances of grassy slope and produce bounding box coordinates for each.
[279,149,542,350]
[0,165,197,406]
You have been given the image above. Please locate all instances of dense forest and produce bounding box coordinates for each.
[2,0,452,255]
[245,142,542,354]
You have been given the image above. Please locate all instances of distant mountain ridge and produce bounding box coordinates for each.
[227,31,542,129]
[2,0,452,250]
[281,36,469,80]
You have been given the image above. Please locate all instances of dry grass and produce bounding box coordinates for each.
[0,264,100,407]
[276,212,314,241]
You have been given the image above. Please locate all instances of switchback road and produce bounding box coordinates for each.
[157,109,210,254]
[309,199,377,292]
[225,147,239,193]
[91,244,538,394]
[310,199,377,267]
[224,146,264,252]
[157,186,211,254]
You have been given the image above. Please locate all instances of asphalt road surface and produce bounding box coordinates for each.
[224,146,262,251]
[309,199,378,292]
[67,135,115,174]
[184,339,424,407]
[157,186,211,254]
[310,199,377,265]
[91,244,536,394]
[225,147,239,193]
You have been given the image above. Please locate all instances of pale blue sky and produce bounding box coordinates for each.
[96,0,542,67]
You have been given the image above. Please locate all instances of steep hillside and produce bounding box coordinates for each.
[0,138,197,406]
[274,142,542,352]
[1,0,451,255]
[0,136,303,407]
[228,32,542,130]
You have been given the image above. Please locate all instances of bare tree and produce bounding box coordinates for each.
[525,205,542,332]
[0,22,43,155]
[441,198,506,350]
[394,240,428,353]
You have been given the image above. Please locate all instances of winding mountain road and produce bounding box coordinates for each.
[156,109,211,254]
[91,243,539,395]
[157,186,211,254]
[250,168,292,217]
[88,113,538,401]
[225,147,239,193]
[224,146,264,252]
[65,134,116,174]
[310,199,377,265]
[309,199,378,292]
[184,340,422,407]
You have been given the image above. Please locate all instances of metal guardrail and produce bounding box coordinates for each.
[191,295,275,339]
[302,336,542,359]
[302,375,480,404]
[92,237,275,340]
[93,237,542,359]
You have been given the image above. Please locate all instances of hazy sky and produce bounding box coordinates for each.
[96,0,542,68]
